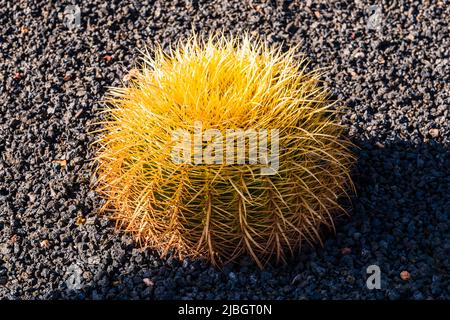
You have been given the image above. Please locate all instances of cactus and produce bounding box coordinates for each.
[93,34,355,268]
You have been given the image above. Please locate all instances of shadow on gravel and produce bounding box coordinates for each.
[53,138,449,300]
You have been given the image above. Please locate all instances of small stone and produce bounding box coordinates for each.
[20,272,29,280]
[154,6,161,18]
[10,235,19,243]
[28,193,36,203]
[20,26,29,34]
[341,247,352,255]
[103,55,113,62]
[82,271,92,280]
[375,142,385,148]
[400,270,410,280]
[75,216,86,226]
[76,90,86,97]
[52,159,67,167]
[143,278,154,287]
[85,217,96,225]
[14,72,22,80]
[353,51,365,59]
[429,128,439,138]
[40,239,50,248]
[0,244,9,255]
[228,272,237,282]
[87,256,101,265]
[112,280,121,286]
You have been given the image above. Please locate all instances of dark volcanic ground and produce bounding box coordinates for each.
[0,0,449,299]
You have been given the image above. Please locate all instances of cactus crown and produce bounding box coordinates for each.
[93,34,355,268]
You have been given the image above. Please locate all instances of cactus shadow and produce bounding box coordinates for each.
[54,138,448,300]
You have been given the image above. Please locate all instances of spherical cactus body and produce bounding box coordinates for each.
[94,34,355,268]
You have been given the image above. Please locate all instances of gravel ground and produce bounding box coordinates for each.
[0,0,448,300]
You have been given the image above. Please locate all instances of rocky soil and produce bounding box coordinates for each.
[0,0,448,299]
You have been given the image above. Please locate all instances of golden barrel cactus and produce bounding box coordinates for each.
[93,34,355,268]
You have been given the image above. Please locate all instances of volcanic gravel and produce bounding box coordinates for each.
[0,0,449,300]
